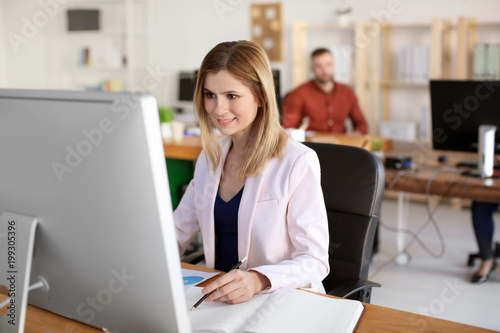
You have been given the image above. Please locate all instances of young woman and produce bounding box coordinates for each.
[174,41,329,304]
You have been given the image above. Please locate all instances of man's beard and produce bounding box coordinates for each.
[315,75,333,85]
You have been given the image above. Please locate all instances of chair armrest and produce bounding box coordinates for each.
[327,279,381,299]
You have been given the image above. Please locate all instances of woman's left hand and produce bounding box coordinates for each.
[201,270,270,304]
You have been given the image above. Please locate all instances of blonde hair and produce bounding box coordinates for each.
[194,40,288,177]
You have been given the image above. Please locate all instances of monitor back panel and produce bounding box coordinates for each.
[0,89,190,332]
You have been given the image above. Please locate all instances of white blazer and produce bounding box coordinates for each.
[174,136,329,293]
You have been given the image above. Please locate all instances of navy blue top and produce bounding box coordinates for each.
[214,186,244,272]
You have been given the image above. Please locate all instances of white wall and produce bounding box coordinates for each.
[2,0,54,89]
[2,0,500,112]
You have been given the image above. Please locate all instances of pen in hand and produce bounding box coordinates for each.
[190,256,248,311]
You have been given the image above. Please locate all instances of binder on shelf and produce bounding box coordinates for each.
[486,44,500,80]
[397,47,429,83]
[421,47,430,81]
[411,47,420,82]
[405,47,413,82]
[398,48,408,81]
[78,47,89,67]
[331,45,353,84]
[419,105,429,140]
[413,47,429,83]
[473,44,487,80]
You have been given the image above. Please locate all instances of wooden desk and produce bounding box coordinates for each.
[183,263,496,333]
[11,263,495,332]
[385,149,500,203]
[163,135,203,161]
[384,147,500,264]
[163,133,393,161]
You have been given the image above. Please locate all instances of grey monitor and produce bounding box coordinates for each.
[0,89,191,332]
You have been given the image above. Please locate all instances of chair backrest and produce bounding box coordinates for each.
[303,142,385,293]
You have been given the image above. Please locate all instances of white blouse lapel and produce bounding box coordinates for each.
[237,166,265,271]
[201,136,231,269]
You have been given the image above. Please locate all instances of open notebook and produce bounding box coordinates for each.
[186,287,364,333]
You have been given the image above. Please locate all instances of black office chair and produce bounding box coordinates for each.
[303,142,384,303]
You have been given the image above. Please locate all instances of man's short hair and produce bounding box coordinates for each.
[311,48,331,59]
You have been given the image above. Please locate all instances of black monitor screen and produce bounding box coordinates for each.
[272,69,282,115]
[430,80,500,152]
[178,72,196,102]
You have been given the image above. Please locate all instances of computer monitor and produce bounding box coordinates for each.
[430,80,500,152]
[0,89,191,332]
[272,69,282,116]
[178,71,197,102]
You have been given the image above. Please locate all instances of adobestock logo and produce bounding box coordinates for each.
[75,267,135,323]
[419,278,468,318]
[244,290,286,329]
[49,64,169,183]
[8,0,68,53]
[51,118,116,183]
[341,0,413,59]
[213,0,244,21]
[370,0,405,25]
[50,92,139,183]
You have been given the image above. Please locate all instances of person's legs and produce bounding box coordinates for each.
[471,201,498,279]
[472,201,497,259]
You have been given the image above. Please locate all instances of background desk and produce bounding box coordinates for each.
[384,147,500,264]
[385,148,500,203]
[13,263,496,332]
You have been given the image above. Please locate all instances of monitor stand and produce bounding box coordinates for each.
[0,211,48,333]
[460,125,497,178]
[463,167,487,178]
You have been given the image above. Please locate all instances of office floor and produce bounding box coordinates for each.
[370,196,500,332]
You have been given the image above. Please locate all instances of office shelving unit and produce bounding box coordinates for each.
[378,18,451,132]
[456,17,500,79]
[50,0,155,91]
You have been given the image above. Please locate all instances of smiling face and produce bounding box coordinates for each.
[203,70,260,142]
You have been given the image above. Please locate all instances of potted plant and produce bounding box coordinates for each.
[158,105,175,140]
[333,0,352,26]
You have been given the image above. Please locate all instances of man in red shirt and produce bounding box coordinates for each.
[282,48,368,134]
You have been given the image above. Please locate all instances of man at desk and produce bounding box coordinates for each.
[282,47,368,134]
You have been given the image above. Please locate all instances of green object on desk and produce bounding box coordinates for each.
[159,105,175,123]
[370,138,382,151]
[166,158,195,209]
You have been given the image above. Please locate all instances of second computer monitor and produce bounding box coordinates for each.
[430,80,500,152]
